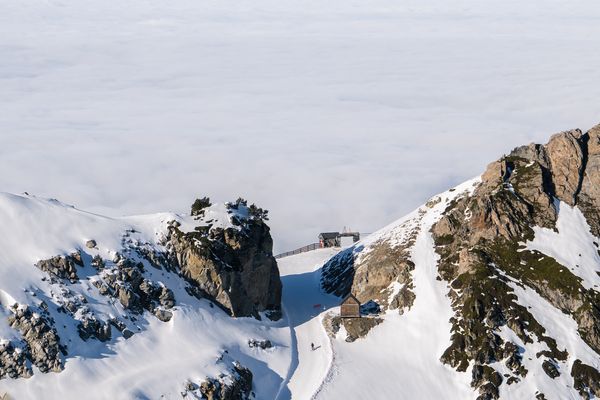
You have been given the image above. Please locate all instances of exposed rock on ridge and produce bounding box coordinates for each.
[321,211,423,313]
[35,253,83,283]
[431,124,600,399]
[167,200,282,320]
[579,125,600,237]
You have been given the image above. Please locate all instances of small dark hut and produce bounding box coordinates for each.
[340,294,361,318]
[319,232,341,248]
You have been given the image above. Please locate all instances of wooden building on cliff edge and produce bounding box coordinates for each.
[340,294,361,318]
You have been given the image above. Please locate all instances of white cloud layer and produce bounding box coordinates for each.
[1,0,599,252]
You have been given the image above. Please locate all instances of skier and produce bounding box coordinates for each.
[311,342,315,351]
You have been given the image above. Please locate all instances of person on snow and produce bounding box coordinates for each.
[311,342,315,351]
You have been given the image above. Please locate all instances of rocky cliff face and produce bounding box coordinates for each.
[321,209,423,314]
[166,200,282,320]
[322,124,600,399]
[431,126,600,399]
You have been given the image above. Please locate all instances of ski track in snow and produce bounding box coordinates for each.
[277,249,341,400]
[310,333,337,400]
[274,303,298,400]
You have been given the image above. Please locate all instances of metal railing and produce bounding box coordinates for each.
[274,242,322,259]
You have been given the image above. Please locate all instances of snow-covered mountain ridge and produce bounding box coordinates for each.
[3,124,600,400]
[320,124,600,399]
[0,194,284,399]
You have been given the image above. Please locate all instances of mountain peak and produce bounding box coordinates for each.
[320,123,600,400]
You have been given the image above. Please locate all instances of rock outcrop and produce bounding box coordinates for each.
[247,339,273,349]
[77,315,112,342]
[167,200,282,320]
[0,341,30,379]
[321,213,422,313]
[7,304,63,376]
[431,126,600,399]
[545,129,585,206]
[0,195,283,397]
[324,314,383,342]
[579,124,600,237]
[35,252,83,283]
[183,361,253,400]
[97,258,175,319]
[571,359,600,399]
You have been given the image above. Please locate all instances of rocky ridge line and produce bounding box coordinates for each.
[431,124,600,399]
[319,123,600,399]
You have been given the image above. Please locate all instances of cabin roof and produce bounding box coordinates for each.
[319,232,340,239]
[341,293,360,305]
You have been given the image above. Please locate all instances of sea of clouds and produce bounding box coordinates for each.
[1,0,599,252]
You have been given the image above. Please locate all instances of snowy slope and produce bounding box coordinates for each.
[267,180,481,399]
[0,193,291,399]
[277,169,600,399]
[525,201,600,292]
[312,180,480,399]
[277,249,341,400]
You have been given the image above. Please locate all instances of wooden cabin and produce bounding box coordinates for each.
[340,294,361,318]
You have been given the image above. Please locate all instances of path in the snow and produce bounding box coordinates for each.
[277,248,341,400]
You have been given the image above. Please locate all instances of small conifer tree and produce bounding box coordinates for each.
[191,197,211,216]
